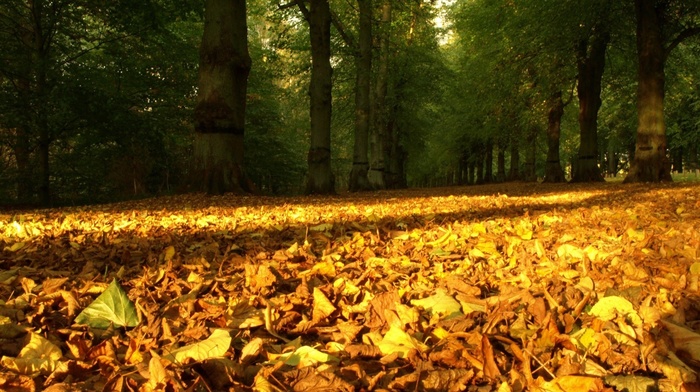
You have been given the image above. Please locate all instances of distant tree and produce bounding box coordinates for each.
[543,91,567,182]
[283,0,335,194]
[193,0,252,194]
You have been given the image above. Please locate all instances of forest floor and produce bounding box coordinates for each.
[1,182,700,391]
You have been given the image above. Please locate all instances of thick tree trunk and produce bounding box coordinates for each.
[193,0,252,194]
[368,0,391,189]
[571,31,608,183]
[543,91,566,183]
[624,0,672,183]
[348,0,372,191]
[305,0,334,194]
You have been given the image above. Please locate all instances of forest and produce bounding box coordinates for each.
[1,0,698,207]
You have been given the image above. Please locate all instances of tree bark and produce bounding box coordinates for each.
[571,30,608,183]
[523,126,537,182]
[624,0,672,182]
[193,0,253,195]
[543,91,566,183]
[484,139,493,183]
[305,0,334,194]
[508,139,521,181]
[496,141,506,182]
[349,0,372,191]
[368,0,391,189]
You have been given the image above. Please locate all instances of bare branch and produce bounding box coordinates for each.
[330,9,356,49]
[665,26,700,60]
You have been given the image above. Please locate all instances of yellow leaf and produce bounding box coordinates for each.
[557,244,584,260]
[626,228,645,242]
[163,246,176,262]
[312,287,336,322]
[163,329,231,364]
[145,354,168,391]
[6,242,25,252]
[589,296,642,326]
[0,332,62,375]
[377,325,428,357]
[268,346,338,367]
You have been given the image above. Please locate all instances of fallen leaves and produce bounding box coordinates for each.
[0,182,699,390]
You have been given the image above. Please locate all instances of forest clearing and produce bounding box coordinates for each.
[1,181,700,391]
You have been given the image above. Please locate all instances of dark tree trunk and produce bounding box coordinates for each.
[193,0,253,195]
[496,142,506,182]
[625,0,672,183]
[672,147,683,173]
[543,91,566,183]
[508,140,521,181]
[606,142,618,177]
[305,0,335,194]
[476,145,485,185]
[523,126,537,182]
[348,0,372,191]
[368,0,391,189]
[571,30,608,183]
[484,139,493,183]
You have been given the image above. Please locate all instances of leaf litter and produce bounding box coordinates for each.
[0,182,700,391]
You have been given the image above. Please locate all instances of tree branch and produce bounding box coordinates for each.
[330,9,356,49]
[665,26,700,60]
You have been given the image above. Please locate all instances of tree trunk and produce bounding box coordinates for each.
[508,140,521,181]
[624,0,672,183]
[484,139,493,183]
[606,142,618,177]
[348,0,372,191]
[523,126,537,182]
[543,91,566,183]
[193,0,252,195]
[368,0,391,189]
[571,31,608,183]
[496,141,506,182]
[305,0,334,194]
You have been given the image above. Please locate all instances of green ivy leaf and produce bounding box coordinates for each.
[74,279,139,329]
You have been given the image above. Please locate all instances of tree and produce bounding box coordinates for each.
[332,0,373,192]
[543,91,567,182]
[285,0,335,194]
[193,0,253,194]
[368,0,391,190]
[571,26,609,182]
[625,0,700,182]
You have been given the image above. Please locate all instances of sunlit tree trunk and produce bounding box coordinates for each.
[368,0,391,189]
[305,0,334,194]
[625,0,673,183]
[543,91,566,183]
[193,0,252,194]
[571,31,608,183]
[349,0,372,191]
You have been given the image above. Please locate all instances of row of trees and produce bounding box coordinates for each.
[1,0,699,206]
[437,0,700,187]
